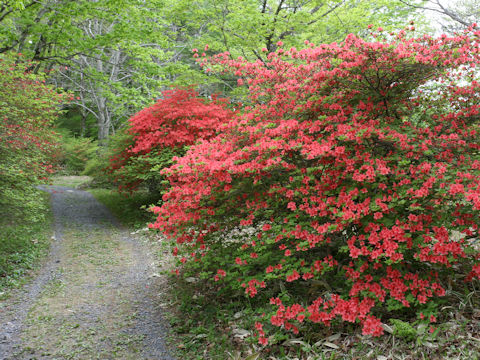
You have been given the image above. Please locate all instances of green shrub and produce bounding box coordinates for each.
[0,191,53,292]
[89,188,157,229]
[82,131,129,188]
[58,132,98,174]
[390,319,417,342]
[0,52,64,224]
[82,156,108,185]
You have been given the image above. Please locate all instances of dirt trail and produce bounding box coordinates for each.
[0,186,175,360]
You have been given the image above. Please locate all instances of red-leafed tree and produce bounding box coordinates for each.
[151,28,480,342]
[108,88,233,193]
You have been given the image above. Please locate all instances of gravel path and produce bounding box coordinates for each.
[0,186,175,360]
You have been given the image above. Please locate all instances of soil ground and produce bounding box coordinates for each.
[0,185,175,360]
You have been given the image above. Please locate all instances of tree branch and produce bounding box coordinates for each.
[398,0,471,27]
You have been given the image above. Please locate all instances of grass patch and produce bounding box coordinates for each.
[164,275,245,360]
[0,191,53,295]
[50,175,92,188]
[88,188,158,229]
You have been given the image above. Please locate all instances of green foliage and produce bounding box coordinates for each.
[0,53,62,293]
[88,188,157,229]
[82,157,111,188]
[113,146,185,195]
[169,0,427,60]
[0,52,64,224]
[164,273,252,359]
[104,124,186,195]
[0,191,53,292]
[56,107,98,138]
[0,0,429,142]
[81,130,130,187]
[390,319,417,342]
[0,0,194,141]
[58,132,98,174]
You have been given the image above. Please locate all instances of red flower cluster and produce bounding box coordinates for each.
[108,88,233,192]
[128,88,232,153]
[0,55,64,181]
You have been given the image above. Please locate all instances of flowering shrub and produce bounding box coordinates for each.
[152,29,480,342]
[0,53,65,223]
[108,88,233,193]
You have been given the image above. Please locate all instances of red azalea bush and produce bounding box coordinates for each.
[0,53,65,222]
[152,29,480,342]
[107,88,233,193]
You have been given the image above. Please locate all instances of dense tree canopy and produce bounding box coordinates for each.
[180,0,427,58]
[0,0,189,141]
[0,0,427,141]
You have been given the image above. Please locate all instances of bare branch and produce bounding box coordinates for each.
[398,0,471,27]
[308,0,347,26]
